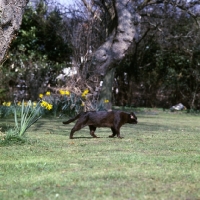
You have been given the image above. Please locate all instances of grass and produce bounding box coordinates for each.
[1,109,200,199]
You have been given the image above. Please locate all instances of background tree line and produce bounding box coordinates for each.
[1,0,200,110]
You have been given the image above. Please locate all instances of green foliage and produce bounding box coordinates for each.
[39,92,83,117]
[1,1,72,102]
[38,89,91,117]
[115,14,200,108]
[11,2,71,63]
[0,88,6,101]
[0,64,9,103]
[0,100,42,144]
[0,129,28,145]
[0,102,13,118]
[60,93,83,116]
[12,100,41,137]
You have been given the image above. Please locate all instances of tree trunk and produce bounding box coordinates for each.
[0,0,28,64]
[88,0,136,77]
[87,0,137,109]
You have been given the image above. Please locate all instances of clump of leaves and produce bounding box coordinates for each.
[12,100,41,137]
[0,129,27,145]
[0,100,41,145]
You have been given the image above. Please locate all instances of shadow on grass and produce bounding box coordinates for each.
[29,120,48,131]
[136,122,174,131]
[71,136,103,139]
[128,121,192,135]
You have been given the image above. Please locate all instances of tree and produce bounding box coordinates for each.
[79,0,200,108]
[111,1,200,108]
[0,0,28,64]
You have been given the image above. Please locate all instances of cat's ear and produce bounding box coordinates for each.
[130,112,137,119]
[130,114,134,119]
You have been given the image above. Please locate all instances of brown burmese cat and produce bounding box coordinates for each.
[63,111,138,139]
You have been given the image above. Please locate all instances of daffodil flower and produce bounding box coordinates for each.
[6,102,11,106]
[39,94,44,98]
[59,90,70,96]
[40,100,53,110]
[40,100,48,107]
[46,104,53,110]
[46,91,51,96]
[65,90,70,96]
[59,90,65,95]
[81,89,89,97]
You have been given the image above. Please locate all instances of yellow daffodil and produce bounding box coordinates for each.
[84,89,89,94]
[40,100,53,110]
[46,91,51,96]
[59,90,65,95]
[59,90,70,96]
[81,102,85,106]
[17,101,21,106]
[46,104,53,110]
[2,102,6,106]
[40,100,48,107]
[81,89,89,97]
[6,102,11,106]
[65,90,70,96]
[104,99,109,103]
[39,94,43,98]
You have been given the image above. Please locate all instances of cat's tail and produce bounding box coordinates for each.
[63,113,81,124]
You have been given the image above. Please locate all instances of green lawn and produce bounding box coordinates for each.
[1,110,200,199]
